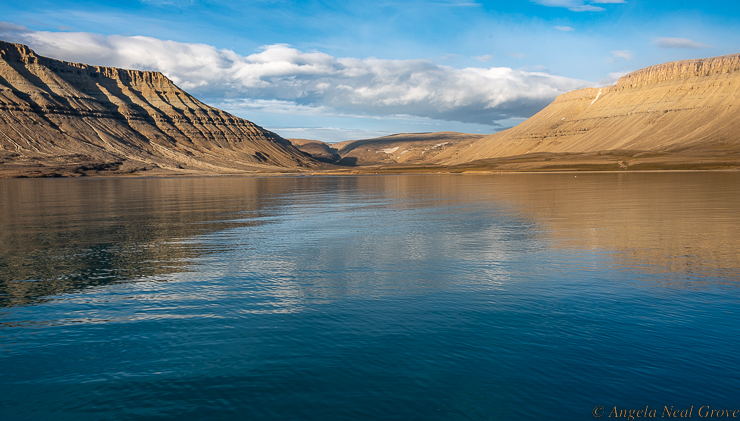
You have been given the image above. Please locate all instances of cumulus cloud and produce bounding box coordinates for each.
[532,0,625,12]
[215,98,334,116]
[0,24,592,126]
[268,127,394,143]
[653,37,711,49]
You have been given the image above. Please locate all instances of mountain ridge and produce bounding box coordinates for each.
[2,40,739,176]
[0,40,316,177]
[433,53,740,169]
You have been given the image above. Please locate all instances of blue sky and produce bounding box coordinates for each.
[2,0,739,142]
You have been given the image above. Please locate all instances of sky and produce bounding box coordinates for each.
[1,0,739,142]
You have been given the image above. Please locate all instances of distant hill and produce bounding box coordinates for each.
[433,54,740,170]
[287,138,341,164]
[289,132,486,167]
[0,40,316,177]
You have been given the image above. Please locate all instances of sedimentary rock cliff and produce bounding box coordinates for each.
[438,54,740,167]
[0,40,315,176]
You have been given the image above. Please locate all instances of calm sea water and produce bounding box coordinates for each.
[1,173,739,420]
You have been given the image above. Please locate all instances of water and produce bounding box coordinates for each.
[1,173,739,420]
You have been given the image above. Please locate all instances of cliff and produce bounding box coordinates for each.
[0,40,315,176]
[437,54,740,169]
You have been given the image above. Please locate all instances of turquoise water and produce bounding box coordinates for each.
[1,173,739,420]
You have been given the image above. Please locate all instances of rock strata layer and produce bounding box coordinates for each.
[0,40,314,176]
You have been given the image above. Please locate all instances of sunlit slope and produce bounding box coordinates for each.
[0,40,314,175]
[333,132,486,166]
[438,54,740,165]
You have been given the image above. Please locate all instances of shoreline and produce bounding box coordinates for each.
[3,150,739,178]
[3,148,739,179]
[3,165,739,179]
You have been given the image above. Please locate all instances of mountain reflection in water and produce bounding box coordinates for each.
[0,173,739,420]
[0,178,287,307]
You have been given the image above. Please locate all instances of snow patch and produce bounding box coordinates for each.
[588,89,602,107]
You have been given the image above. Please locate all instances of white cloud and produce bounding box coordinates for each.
[0,22,30,33]
[555,26,575,31]
[215,99,334,116]
[610,50,633,60]
[569,5,605,11]
[474,54,494,62]
[598,70,632,86]
[0,24,593,126]
[531,0,626,12]
[653,37,711,49]
[267,127,393,143]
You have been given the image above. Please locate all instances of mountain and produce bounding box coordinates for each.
[333,132,486,166]
[3,40,739,177]
[287,138,341,164]
[433,54,740,170]
[0,40,315,177]
[289,132,486,167]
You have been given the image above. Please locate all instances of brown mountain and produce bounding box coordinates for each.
[0,40,316,177]
[433,54,740,171]
[287,138,341,163]
[3,40,739,177]
[333,132,486,166]
[289,132,486,167]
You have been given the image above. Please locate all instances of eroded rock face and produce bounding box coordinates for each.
[0,40,315,176]
[439,54,740,166]
[614,54,740,89]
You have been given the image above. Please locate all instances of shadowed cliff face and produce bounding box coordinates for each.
[438,54,740,169]
[0,41,316,177]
